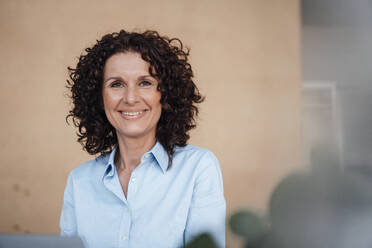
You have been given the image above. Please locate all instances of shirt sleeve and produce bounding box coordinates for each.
[60,172,78,236]
[184,151,226,248]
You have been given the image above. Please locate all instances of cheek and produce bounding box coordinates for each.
[144,91,161,108]
[102,91,121,110]
[153,94,162,114]
[147,93,162,121]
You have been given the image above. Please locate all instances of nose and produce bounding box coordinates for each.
[123,85,139,105]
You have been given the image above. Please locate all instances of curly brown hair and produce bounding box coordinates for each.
[66,29,204,167]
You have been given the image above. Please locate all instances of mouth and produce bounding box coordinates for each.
[119,110,147,120]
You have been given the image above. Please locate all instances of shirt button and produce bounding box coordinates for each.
[144,153,149,159]
[131,178,136,182]
[122,235,127,241]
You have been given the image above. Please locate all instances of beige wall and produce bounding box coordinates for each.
[0,0,302,246]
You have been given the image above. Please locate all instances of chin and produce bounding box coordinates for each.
[118,128,155,140]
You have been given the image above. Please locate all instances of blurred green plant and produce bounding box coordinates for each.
[229,210,267,247]
[187,146,372,248]
[185,233,218,248]
[227,168,372,248]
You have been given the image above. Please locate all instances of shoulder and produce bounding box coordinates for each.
[177,145,225,207]
[174,144,218,160]
[173,144,221,175]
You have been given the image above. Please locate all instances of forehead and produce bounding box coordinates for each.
[103,52,150,77]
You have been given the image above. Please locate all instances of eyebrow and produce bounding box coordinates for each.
[139,75,155,80]
[103,75,156,84]
[103,77,121,84]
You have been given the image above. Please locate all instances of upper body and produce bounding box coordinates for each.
[62,29,226,248]
[60,142,225,248]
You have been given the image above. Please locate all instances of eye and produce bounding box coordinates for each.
[139,80,152,87]
[110,81,123,88]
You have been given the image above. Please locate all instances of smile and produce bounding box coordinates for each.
[122,111,142,116]
[119,110,147,120]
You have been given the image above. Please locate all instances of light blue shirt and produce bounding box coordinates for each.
[60,142,226,248]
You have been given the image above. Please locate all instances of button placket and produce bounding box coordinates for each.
[127,170,137,200]
[128,154,148,201]
[119,204,131,247]
[129,173,137,196]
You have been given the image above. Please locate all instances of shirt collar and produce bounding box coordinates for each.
[149,141,169,174]
[103,146,118,178]
[103,142,168,176]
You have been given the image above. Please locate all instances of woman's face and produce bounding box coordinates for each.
[102,52,162,142]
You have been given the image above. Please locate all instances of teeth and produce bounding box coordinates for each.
[122,111,142,116]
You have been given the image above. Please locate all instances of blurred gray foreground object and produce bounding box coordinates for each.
[0,234,84,248]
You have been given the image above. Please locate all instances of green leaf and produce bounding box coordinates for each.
[185,233,218,248]
[229,210,264,242]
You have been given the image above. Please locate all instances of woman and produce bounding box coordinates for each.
[60,29,225,248]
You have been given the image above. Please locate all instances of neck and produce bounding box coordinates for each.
[115,133,156,171]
